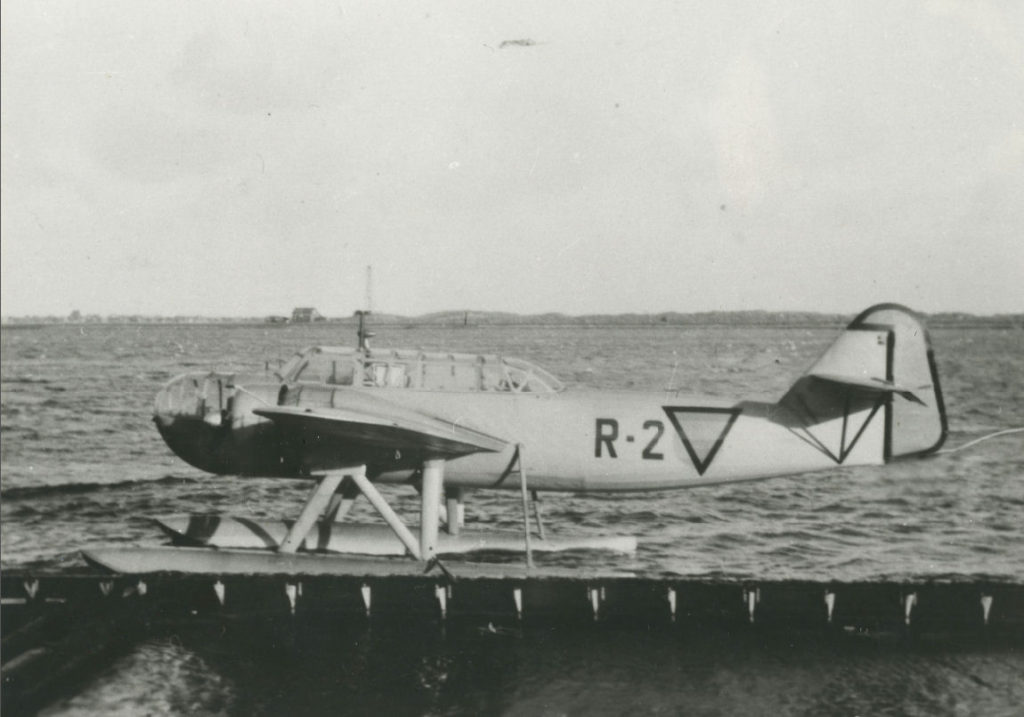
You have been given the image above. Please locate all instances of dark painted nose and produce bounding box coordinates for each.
[153,373,234,473]
[154,372,295,476]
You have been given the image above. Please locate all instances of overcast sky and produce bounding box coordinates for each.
[2,1,1022,317]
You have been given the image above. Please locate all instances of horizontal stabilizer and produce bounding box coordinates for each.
[255,399,506,458]
[809,373,928,406]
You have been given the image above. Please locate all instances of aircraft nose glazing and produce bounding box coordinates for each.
[154,373,231,428]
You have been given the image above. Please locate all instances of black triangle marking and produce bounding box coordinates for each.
[662,406,742,476]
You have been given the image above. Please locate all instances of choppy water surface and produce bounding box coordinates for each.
[3,321,1023,715]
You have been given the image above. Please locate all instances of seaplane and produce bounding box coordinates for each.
[85,304,946,576]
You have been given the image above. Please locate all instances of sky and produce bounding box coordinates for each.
[2,1,1022,318]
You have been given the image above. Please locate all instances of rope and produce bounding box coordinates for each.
[938,427,1024,454]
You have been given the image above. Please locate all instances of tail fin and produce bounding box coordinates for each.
[777,304,947,462]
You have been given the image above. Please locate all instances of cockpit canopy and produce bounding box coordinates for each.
[279,347,564,394]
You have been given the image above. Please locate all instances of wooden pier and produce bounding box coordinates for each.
[3,564,1023,714]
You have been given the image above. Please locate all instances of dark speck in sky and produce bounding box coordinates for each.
[500,39,537,49]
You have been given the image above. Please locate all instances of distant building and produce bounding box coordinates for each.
[291,307,325,323]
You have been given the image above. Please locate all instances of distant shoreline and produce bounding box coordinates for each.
[3,310,1021,330]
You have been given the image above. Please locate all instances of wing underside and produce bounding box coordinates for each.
[254,401,507,459]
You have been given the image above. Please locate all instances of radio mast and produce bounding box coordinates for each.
[356,265,375,351]
[365,265,373,314]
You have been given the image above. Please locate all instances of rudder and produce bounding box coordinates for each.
[777,303,947,463]
[849,304,947,460]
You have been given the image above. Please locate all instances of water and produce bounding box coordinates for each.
[40,624,1024,717]
[3,321,1023,714]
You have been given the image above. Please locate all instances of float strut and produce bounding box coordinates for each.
[279,472,344,553]
[517,444,534,569]
[323,477,361,523]
[531,489,546,540]
[350,467,422,560]
[420,459,445,562]
[445,486,463,536]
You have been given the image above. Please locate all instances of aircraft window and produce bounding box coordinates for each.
[422,362,454,390]
[480,365,505,391]
[388,364,408,387]
[330,353,565,393]
[503,358,563,393]
[450,363,479,390]
[326,360,355,385]
[366,362,410,387]
[277,347,562,392]
[293,354,355,385]
[503,366,535,392]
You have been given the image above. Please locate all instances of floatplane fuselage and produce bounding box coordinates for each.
[130,304,946,569]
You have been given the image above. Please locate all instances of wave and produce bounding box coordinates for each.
[0,474,200,500]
